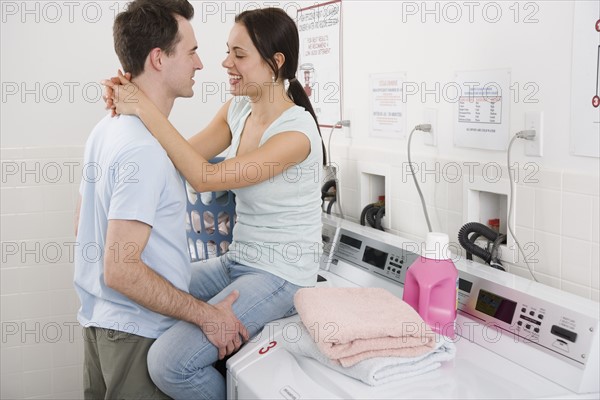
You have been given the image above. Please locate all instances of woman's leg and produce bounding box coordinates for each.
[147,260,301,400]
[188,256,232,301]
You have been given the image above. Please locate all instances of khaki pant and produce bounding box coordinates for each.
[83,327,171,400]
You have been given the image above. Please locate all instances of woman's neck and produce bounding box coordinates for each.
[247,84,294,124]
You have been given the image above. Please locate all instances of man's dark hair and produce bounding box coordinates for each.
[113,0,194,77]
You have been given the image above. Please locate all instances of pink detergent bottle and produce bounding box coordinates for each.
[402,232,458,339]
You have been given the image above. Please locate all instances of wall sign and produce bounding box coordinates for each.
[570,0,600,158]
[369,72,407,138]
[297,0,343,127]
[454,69,511,151]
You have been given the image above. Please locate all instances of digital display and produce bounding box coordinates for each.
[458,278,473,293]
[340,234,362,250]
[475,289,517,325]
[362,246,388,270]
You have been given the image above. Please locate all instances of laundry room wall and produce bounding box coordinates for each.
[329,0,599,302]
[0,1,598,399]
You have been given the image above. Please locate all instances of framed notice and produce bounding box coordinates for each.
[297,0,343,127]
[570,0,600,158]
[369,72,407,138]
[454,69,511,151]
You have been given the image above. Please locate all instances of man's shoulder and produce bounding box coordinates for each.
[91,114,150,138]
[83,115,168,174]
[87,115,161,150]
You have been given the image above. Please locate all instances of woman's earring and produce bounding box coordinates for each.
[271,75,279,86]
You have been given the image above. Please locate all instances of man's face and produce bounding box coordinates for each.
[162,17,203,99]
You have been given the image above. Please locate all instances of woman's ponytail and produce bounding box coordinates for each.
[287,78,326,165]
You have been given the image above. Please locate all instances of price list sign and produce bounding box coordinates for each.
[454,69,511,151]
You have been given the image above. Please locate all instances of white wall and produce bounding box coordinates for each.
[340,0,597,171]
[1,1,598,398]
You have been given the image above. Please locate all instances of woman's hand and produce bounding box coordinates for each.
[101,70,148,117]
[102,70,130,117]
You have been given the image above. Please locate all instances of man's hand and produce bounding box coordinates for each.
[201,290,250,360]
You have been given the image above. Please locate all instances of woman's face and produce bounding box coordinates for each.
[222,22,274,99]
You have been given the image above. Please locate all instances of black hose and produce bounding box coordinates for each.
[321,180,337,201]
[374,207,385,231]
[458,222,503,265]
[489,234,507,271]
[365,206,378,228]
[360,204,375,226]
[326,198,336,215]
[321,179,337,214]
[466,232,482,260]
[360,203,386,231]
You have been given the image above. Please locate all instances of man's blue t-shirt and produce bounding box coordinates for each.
[75,114,191,338]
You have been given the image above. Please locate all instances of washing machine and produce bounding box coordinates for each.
[226,215,600,399]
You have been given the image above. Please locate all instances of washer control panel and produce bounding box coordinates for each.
[457,270,598,369]
[332,226,419,285]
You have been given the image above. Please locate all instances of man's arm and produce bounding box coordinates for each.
[104,219,248,358]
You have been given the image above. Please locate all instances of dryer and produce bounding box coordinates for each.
[226,215,599,399]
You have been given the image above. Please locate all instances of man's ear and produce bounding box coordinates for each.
[147,47,163,71]
[273,52,285,69]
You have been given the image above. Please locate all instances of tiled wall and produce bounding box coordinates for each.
[335,144,600,302]
[1,146,84,399]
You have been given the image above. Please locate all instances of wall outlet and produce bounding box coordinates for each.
[524,111,543,157]
[423,108,437,146]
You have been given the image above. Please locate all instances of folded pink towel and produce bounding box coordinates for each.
[294,287,436,367]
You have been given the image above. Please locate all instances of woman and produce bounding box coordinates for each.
[105,8,325,399]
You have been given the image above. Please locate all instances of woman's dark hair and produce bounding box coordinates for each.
[235,8,327,165]
[113,0,194,77]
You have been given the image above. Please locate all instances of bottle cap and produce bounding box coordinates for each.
[422,232,450,260]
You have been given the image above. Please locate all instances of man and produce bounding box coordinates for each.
[74,1,247,398]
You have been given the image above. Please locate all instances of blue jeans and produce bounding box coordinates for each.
[147,255,303,400]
